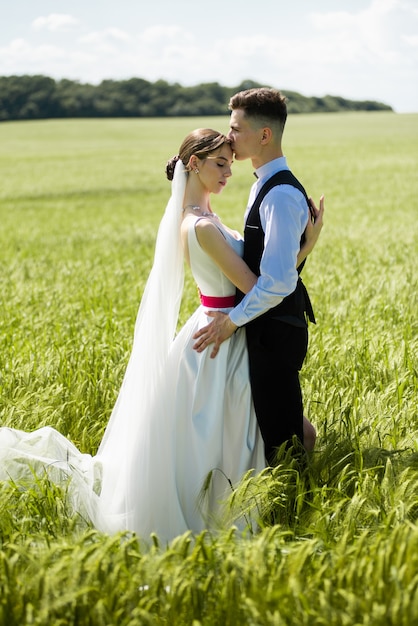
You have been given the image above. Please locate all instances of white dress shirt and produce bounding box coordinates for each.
[229,157,309,327]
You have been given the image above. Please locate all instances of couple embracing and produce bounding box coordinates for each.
[0,87,324,542]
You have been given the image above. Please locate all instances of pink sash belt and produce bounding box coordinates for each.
[199,293,236,308]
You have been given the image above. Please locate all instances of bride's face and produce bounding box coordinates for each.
[198,144,234,195]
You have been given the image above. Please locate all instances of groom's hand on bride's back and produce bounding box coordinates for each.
[193,312,238,358]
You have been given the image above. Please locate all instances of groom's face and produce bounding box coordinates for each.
[227,109,261,161]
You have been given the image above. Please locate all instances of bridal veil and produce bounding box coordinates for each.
[0,160,188,539]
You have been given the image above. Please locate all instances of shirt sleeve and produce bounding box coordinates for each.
[230,184,308,327]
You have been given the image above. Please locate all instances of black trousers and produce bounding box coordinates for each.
[245,318,308,465]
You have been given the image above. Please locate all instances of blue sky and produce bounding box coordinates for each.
[2,0,417,112]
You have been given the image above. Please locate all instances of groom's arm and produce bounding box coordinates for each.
[193,187,305,358]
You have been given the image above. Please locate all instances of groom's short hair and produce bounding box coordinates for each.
[229,88,287,134]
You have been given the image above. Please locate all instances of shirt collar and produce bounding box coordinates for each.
[254,156,288,184]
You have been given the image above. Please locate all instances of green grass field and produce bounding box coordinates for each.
[0,113,417,625]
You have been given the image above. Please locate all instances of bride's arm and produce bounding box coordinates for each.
[195,195,324,295]
[194,219,258,294]
[297,195,324,267]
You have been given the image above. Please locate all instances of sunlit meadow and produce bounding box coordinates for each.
[0,113,417,625]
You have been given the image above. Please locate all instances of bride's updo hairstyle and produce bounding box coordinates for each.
[165,129,230,180]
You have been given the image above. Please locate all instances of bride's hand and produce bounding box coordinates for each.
[305,194,325,253]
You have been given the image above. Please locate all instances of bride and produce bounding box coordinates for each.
[0,129,321,543]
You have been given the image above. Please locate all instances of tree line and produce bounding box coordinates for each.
[0,75,393,121]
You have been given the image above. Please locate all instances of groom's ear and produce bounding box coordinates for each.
[260,127,272,144]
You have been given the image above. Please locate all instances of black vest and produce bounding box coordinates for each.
[237,170,315,327]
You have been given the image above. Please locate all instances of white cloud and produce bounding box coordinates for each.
[32,14,80,32]
[140,25,189,45]
[309,0,418,65]
[403,34,418,47]
[1,38,62,62]
[80,28,131,45]
[1,1,416,110]
[0,38,94,76]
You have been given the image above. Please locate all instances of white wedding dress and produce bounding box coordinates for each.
[0,161,265,543]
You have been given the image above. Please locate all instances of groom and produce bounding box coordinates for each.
[193,87,322,464]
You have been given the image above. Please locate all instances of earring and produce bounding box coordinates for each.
[194,168,199,174]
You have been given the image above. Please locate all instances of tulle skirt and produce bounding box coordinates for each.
[0,306,265,543]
